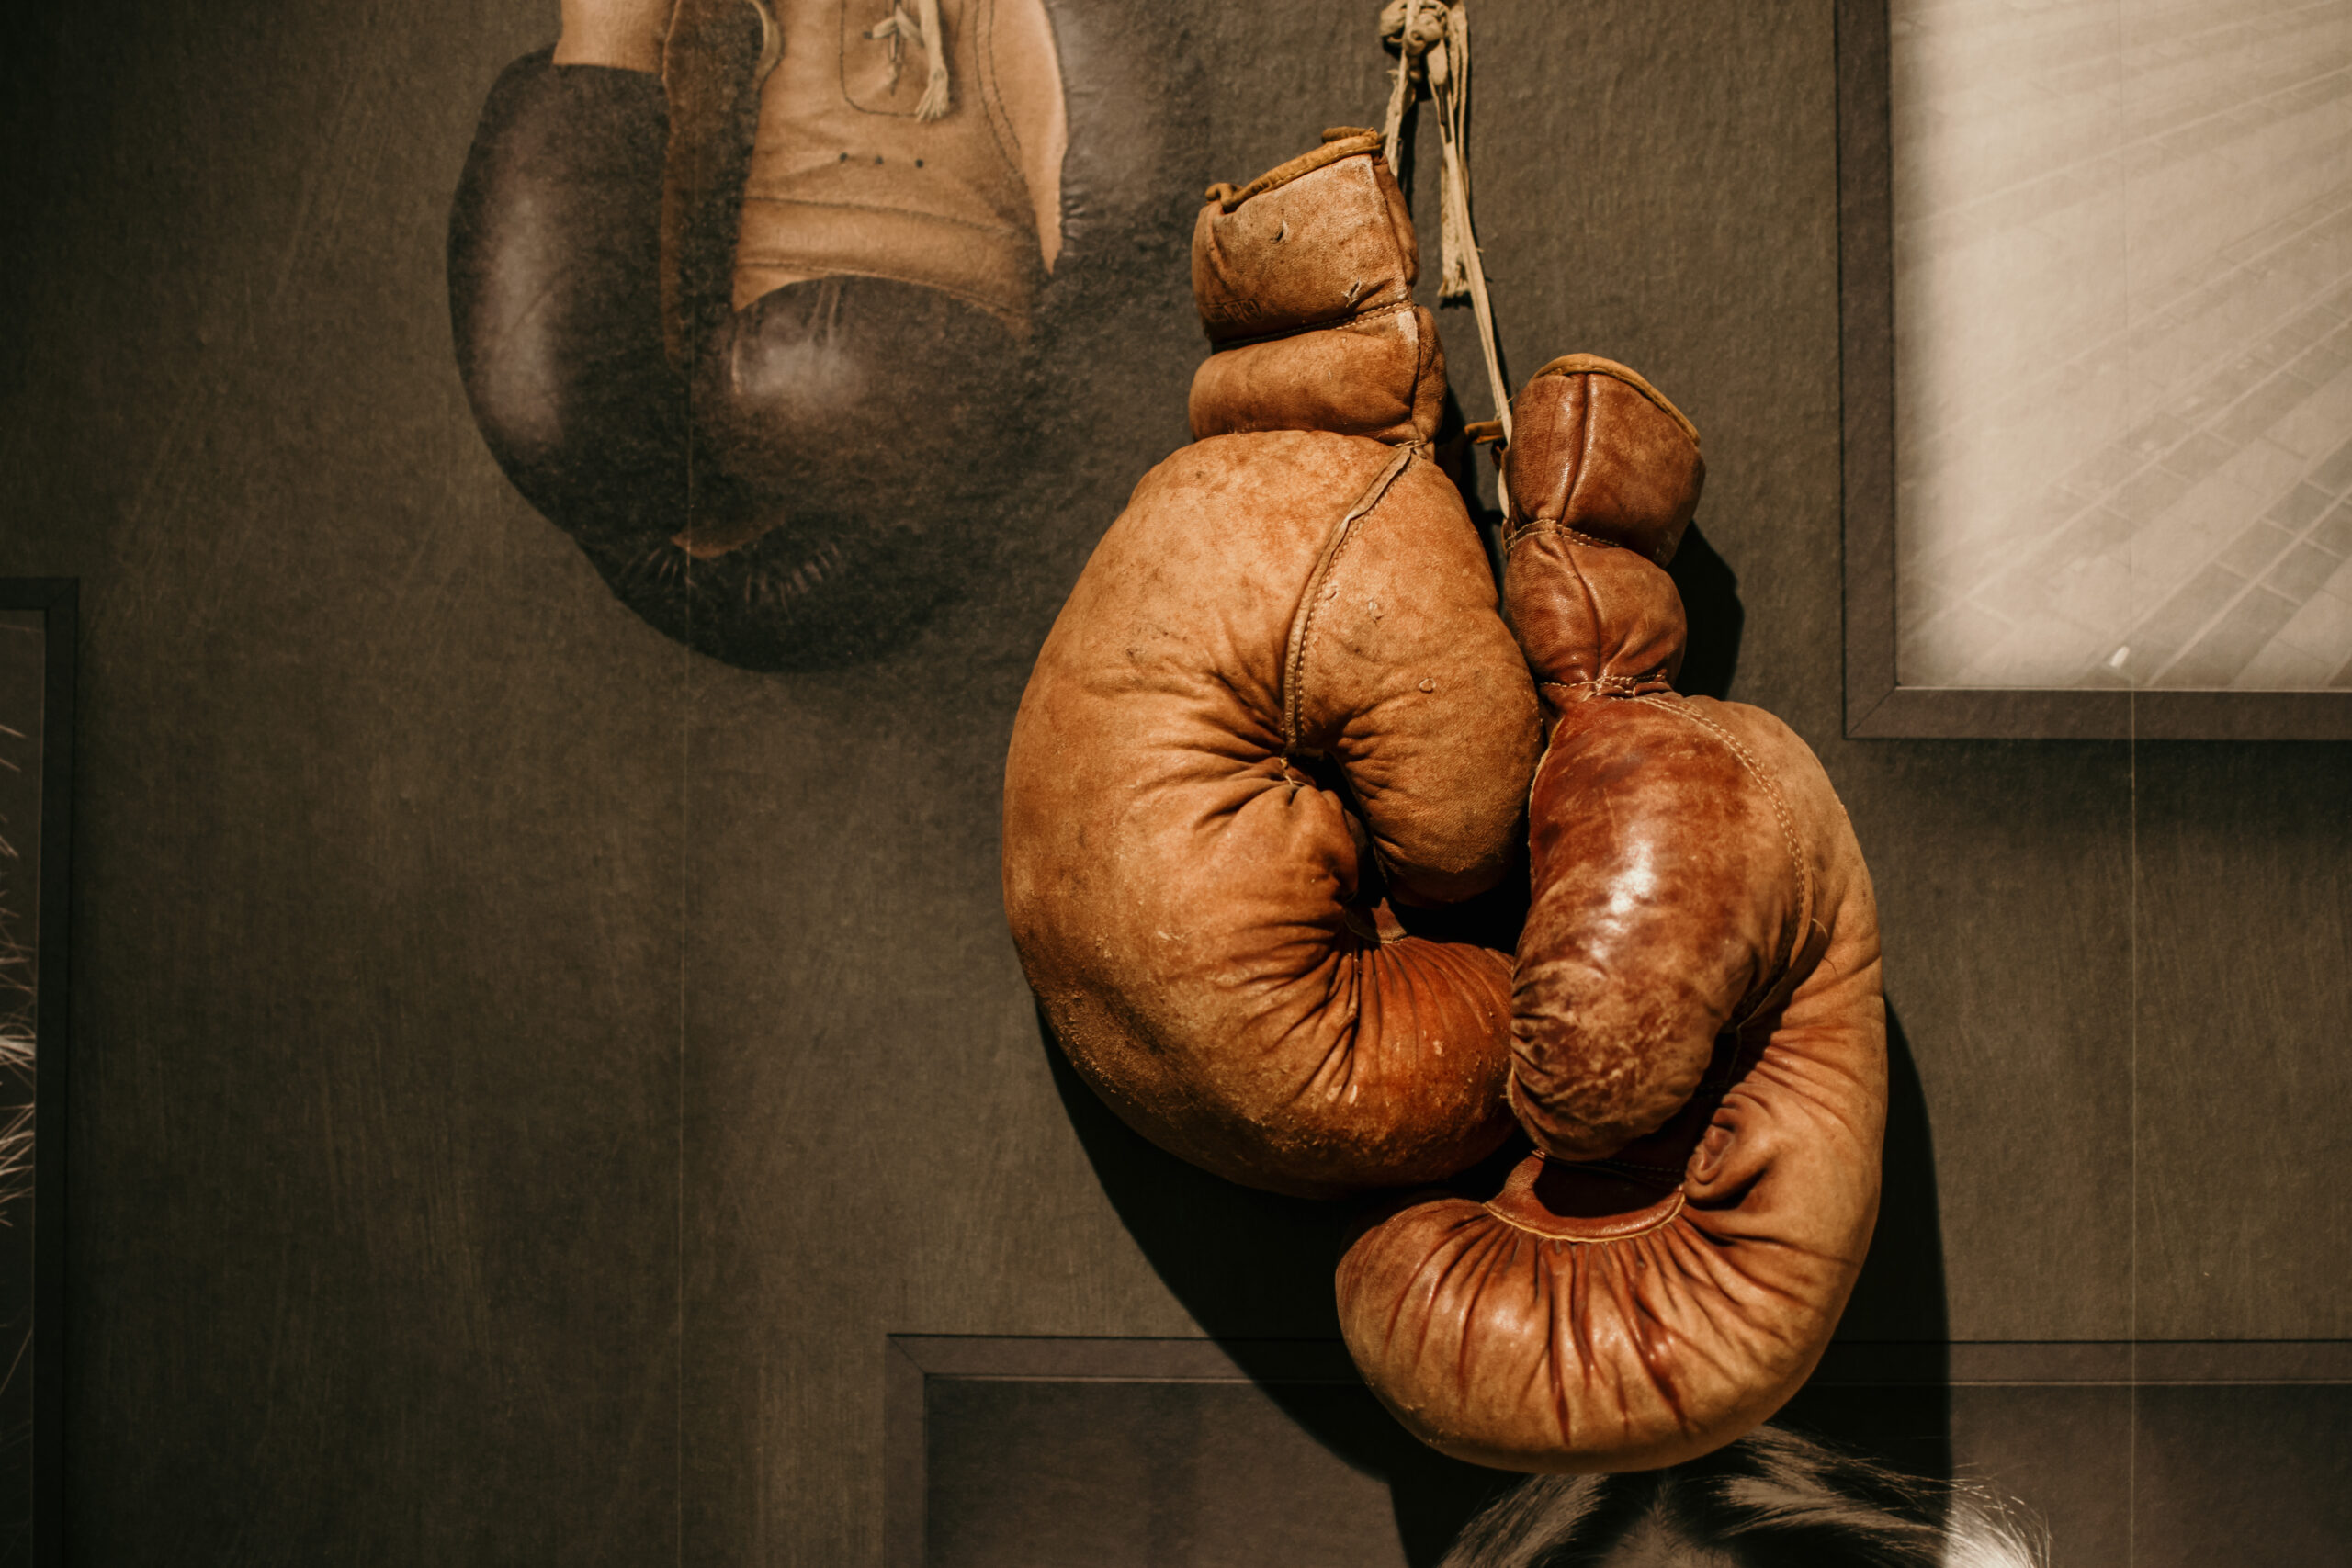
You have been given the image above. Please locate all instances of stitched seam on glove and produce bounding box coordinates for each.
[1503,521,1617,553]
[1204,297,1419,352]
[1281,444,1420,753]
[1203,129,1385,211]
[1539,676,1673,698]
[1527,354,1702,450]
[1477,1185,1686,1243]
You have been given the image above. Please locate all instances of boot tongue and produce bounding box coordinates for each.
[674,0,1060,331]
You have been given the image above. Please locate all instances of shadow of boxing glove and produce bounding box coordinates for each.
[448,0,1198,671]
[1337,355,1886,1471]
[1002,136,1538,1199]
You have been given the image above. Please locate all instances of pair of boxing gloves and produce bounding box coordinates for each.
[1003,131,1887,1472]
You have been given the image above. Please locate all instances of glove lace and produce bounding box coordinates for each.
[1379,1,1511,499]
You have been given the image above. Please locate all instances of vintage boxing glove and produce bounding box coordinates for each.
[447,0,1193,670]
[1002,133,1540,1199]
[1336,356,1887,1472]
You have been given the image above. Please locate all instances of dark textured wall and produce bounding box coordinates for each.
[1,0,2345,1562]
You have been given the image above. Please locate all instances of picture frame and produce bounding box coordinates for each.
[887,1335,2352,1565]
[1836,0,2352,740]
[0,580,74,1568]
[882,1336,1504,1568]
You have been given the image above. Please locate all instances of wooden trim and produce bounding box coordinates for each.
[891,1334,2352,1393]
[1814,1340,2352,1386]
[883,1334,2352,1562]
[1832,1,2352,740]
[883,1337,927,1568]
[881,1337,1363,1568]
[886,1334,1361,1385]
[1836,0,1899,739]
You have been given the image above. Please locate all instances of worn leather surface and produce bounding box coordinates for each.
[1188,304,1445,446]
[1192,132,1413,339]
[1501,354,1706,568]
[1189,134,1445,445]
[447,1,1200,671]
[1335,360,1886,1472]
[1003,139,1541,1198]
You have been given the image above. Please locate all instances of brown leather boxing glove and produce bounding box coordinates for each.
[1002,134,1538,1199]
[1336,356,1886,1472]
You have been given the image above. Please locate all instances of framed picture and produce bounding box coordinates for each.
[1838,0,2352,739]
[0,581,74,1568]
[887,1336,2352,1566]
[884,1336,1512,1568]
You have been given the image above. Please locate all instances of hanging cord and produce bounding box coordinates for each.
[867,0,954,119]
[1379,1,1512,496]
[1428,6,1476,303]
[1379,0,1436,173]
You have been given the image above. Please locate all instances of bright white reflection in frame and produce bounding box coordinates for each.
[1892,0,2352,692]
